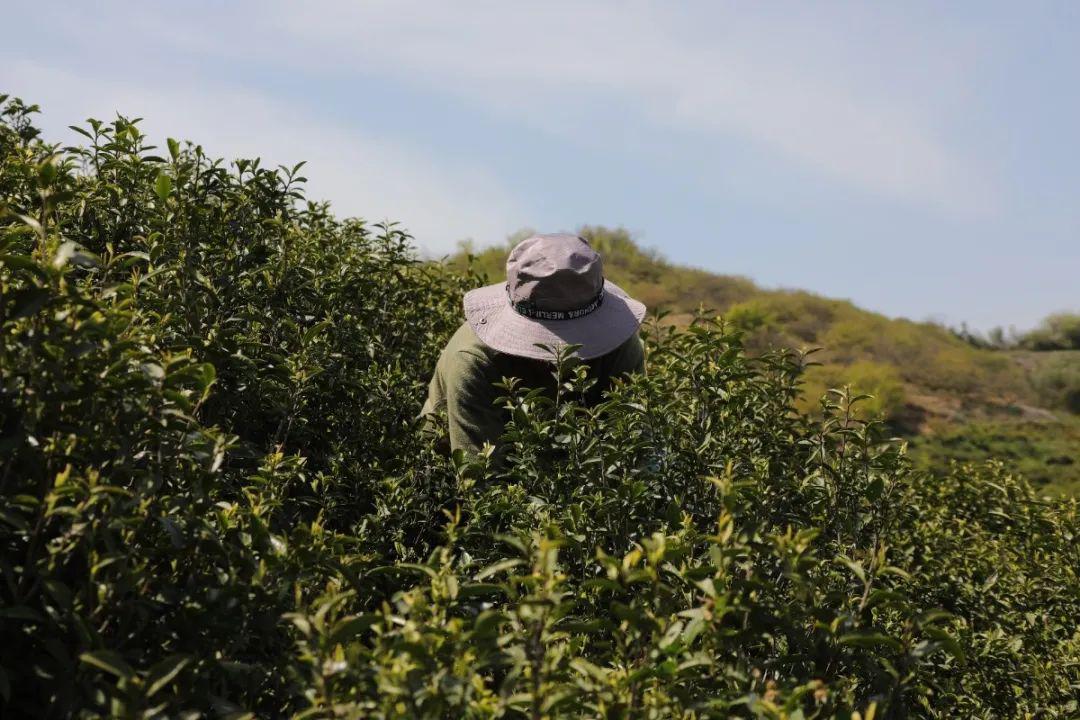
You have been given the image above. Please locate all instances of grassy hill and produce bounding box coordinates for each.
[449,227,1080,495]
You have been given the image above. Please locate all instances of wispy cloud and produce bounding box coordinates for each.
[2,61,526,253]
[20,1,989,214]
[6,2,992,219]
[268,1,990,213]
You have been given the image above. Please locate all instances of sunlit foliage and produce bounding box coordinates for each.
[2,96,1079,718]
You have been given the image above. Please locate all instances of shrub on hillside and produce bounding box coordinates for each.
[2,95,1079,718]
[725,299,779,334]
[1020,313,1080,351]
[910,420,1080,497]
[799,361,907,421]
[1030,354,1080,414]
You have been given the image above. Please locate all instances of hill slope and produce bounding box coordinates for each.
[450,227,1080,494]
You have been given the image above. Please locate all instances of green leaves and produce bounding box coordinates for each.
[145,655,191,698]
[475,558,525,580]
[154,171,172,201]
[53,240,101,269]
[2,92,1078,720]
[79,650,134,680]
[838,631,903,652]
[37,156,58,187]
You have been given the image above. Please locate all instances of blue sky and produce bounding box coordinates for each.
[2,1,1077,331]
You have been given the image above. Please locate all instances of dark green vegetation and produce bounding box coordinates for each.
[2,96,1079,718]
[1011,314,1080,352]
[910,419,1080,497]
[454,230,1080,495]
[952,313,1080,353]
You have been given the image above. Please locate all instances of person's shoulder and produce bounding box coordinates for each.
[440,322,498,371]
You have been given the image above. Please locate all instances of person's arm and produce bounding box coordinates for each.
[419,360,450,452]
[444,349,505,454]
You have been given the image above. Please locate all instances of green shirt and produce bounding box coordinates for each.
[421,322,645,454]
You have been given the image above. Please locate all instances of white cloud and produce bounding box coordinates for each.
[1,61,526,253]
[266,1,989,213]
[4,1,994,226]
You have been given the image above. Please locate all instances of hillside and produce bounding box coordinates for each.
[450,227,1080,494]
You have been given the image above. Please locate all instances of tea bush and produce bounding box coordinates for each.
[2,96,1079,718]
[797,361,906,421]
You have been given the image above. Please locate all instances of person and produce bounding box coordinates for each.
[421,232,647,454]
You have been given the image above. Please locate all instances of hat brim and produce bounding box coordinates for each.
[463,280,647,360]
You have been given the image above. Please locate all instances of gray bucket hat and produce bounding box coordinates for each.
[463,233,647,360]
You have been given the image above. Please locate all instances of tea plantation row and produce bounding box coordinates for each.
[1,96,1078,718]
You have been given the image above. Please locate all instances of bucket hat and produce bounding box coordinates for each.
[463,233,647,360]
